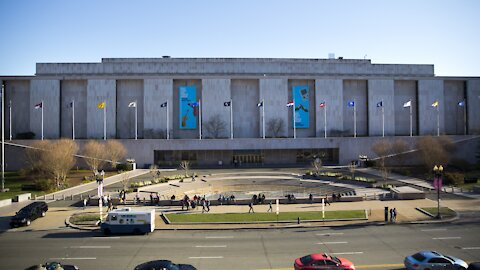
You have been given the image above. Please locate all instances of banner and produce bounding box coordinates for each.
[179,85,197,129]
[293,85,309,128]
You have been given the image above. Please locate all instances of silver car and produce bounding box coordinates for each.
[404,251,468,270]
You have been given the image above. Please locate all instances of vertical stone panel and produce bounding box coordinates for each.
[29,80,60,139]
[172,79,202,139]
[315,79,343,137]
[288,80,315,138]
[5,80,30,138]
[444,81,465,135]
[394,81,418,136]
[368,80,395,136]
[202,79,231,138]
[232,79,259,138]
[259,78,288,137]
[343,80,368,136]
[87,79,116,139]
[418,80,445,135]
[116,80,144,139]
[144,79,173,139]
[467,79,480,134]
[60,80,87,139]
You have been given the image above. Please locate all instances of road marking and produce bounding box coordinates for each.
[195,245,227,248]
[188,256,223,259]
[421,228,447,232]
[317,242,348,244]
[356,263,405,269]
[205,236,234,239]
[330,252,363,255]
[93,236,120,239]
[461,247,480,250]
[316,233,344,236]
[70,246,111,249]
[432,237,461,240]
[50,257,96,260]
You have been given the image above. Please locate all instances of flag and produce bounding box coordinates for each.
[257,101,263,107]
[224,101,231,107]
[286,101,294,107]
[431,101,439,107]
[128,101,137,108]
[97,102,105,109]
[347,101,355,107]
[8,100,12,109]
[319,102,326,108]
[69,101,74,108]
[34,102,43,109]
[458,100,465,107]
[376,101,383,107]
[403,100,411,108]
[160,102,168,107]
[188,102,199,107]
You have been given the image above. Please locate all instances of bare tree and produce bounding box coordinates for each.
[149,164,160,181]
[120,171,130,191]
[267,118,284,138]
[204,114,227,138]
[83,140,107,173]
[105,140,127,168]
[311,158,323,176]
[42,139,78,189]
[179,160,190,177]
[417,136,455,170]
[24,140,50,174]
[372,139,392,184]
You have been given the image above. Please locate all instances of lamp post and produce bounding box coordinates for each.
[97,170,105,222]
[433,165,443,219]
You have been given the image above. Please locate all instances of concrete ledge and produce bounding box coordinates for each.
[0,199,12,207]
[12,193,31,202]
[391,186,425,200]
[473,185,480,194]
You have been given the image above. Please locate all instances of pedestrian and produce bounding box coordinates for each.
[324,195,330,206]
[392,208,397,222]
[267,201,273,212]
[107,200,113,212]
[206,200,210,212]
[202,199,206,213]
[332,193,336,202]
[248,202,255,213]
[150,193,154,205]
[390,208,394,223]
[83,198,87,210]
[309,193,313,203]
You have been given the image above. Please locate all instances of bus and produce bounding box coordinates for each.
[101,208,155,235]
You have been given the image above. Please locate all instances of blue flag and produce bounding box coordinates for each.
[458,100,465,107]
[347,101,355,107]
[376,101,383,107]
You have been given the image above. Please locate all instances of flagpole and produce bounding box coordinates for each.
[262,99,265,139]
[72,100,75,140]
[410,102,413,137]
[135,100,138,140]
[436,103,440,136]
[1,84,5,191]
[382,105,385,137]
[103,100,106,140]
[9,100,12,141]
[41,100,44,140]
[353,99,357,138]
[230,99,233,139]
[199,99,202,140]
[166,103,169,140]
[324,103,327,138]
[293,100,296,139]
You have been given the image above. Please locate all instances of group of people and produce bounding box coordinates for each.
[389,207,397,223]
[149,192,160,205]
[181,194,211,213]
[217,194,236,204]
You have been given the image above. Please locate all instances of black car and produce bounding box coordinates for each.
[25,261,79,270]
[468,262,480,270]
[134,260,197,270]
[10,201,48,227]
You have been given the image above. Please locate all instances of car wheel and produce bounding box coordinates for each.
[103,228,111,235]
[26,219,31,226]
[41,211,46,217]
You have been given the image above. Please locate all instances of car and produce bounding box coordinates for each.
[294,253,355,270]
[24,261,79,270]
[134,260,197,270]
[468,262,480,270]
[404,251,468,270]
[10,201,49,227]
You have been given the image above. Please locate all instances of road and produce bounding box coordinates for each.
[0,220,479,270]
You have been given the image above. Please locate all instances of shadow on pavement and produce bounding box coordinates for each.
[0,215,13,233]
[42,231,100,238]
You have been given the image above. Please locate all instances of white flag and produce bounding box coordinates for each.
[403,100,411,108]
[128,101,136,108]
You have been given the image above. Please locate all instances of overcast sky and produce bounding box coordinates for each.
[1,0,478,76]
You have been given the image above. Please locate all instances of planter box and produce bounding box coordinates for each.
[13,193,31,202]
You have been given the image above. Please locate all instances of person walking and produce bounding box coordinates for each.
[389,208,394,223]
[83,198,87,210]
[248,202,255,213]
[324,195,331,206]
[392,208,397,222]
[309,193,313,204]
[267,201,273,212]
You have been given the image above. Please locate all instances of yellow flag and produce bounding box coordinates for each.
[431,101,439,107]
[97,102,105,109]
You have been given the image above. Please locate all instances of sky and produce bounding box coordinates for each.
[0,0,479,76]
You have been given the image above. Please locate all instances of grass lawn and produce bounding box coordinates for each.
[165,210,366,223]
[419,207,456,218]
[70,213,100,225]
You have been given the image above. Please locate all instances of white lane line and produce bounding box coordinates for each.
[188,256,224,259]
[70,246,111,249]
[462,247,480,250]
[316,233,344,236]
[195,245,227,248]
[50,258,96,260]
[317,242,348,245]
[421,229,447,232]
[331,252,363,255]
[432,237,461,240]
[93,236,120,239]
[205,236,234,239]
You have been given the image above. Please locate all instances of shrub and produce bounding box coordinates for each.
[444,172,464,185]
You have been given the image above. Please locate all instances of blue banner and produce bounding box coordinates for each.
[293,85,309,128]
[179,86,197,129]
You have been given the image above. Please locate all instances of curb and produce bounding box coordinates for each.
[65,213,99,231]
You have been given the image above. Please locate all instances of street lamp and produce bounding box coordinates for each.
[433,165,444,219]
[97,170,105,222]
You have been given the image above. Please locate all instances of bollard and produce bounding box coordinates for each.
[384,206,389,222]
[297,217,300,224]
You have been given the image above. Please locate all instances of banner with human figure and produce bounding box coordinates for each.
[292,85,309,128]
[179,85,197,129]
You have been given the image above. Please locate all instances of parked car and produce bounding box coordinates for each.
[294,253,355,270]
[468,263,480,270]
[25,261,79,270]
[134,260,197,270]
[404,251,468,270]
[10,201,48,227]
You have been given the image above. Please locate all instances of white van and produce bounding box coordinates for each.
[101,208,155,235]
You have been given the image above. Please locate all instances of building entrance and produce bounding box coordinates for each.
[233,150,264,166]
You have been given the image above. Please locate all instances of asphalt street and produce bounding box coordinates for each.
[0,220,479,270]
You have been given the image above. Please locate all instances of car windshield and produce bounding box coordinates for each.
[412,253,427,262]
[331,256,341,264]
[300,255,313,265]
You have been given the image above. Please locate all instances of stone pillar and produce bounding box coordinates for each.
[315,79,343,137]
[87,79,116,139]
[144,79,173,139]
[202,79,231,138]
[259,78,288,137]
[368,80,395,136]
[30,80,60,139]
[467,79,480,134]
[418,80,445,136]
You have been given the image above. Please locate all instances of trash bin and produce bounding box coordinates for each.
[384,206,389,222]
